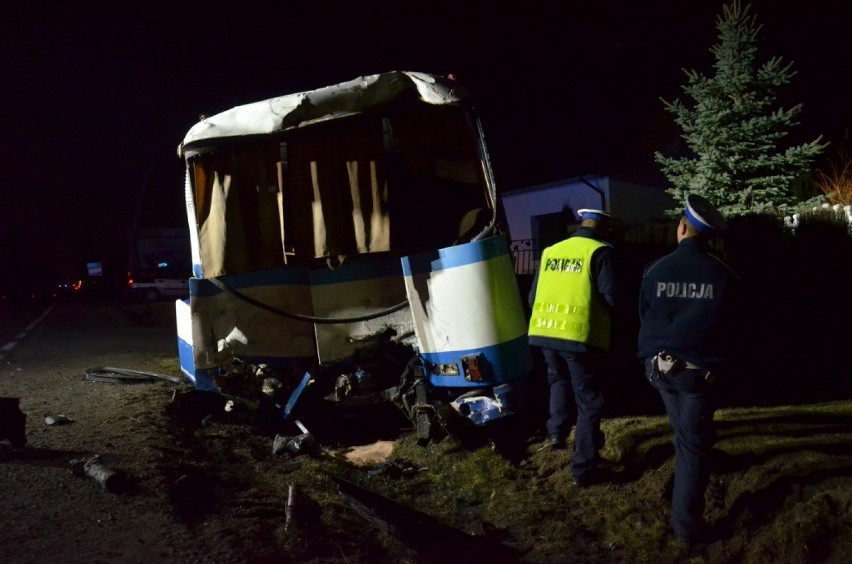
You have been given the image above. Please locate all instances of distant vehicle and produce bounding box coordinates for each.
[53,279,83,299]
[127,228,191,299]
[128,270,188,301]
[175,71,533,441]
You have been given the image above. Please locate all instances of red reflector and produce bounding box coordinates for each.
[462,355,483,382]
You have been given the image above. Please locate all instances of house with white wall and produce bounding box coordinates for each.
[501,174,675,273]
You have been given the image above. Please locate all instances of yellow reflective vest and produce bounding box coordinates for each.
[528,236,611,351]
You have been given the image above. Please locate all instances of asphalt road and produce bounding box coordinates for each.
[0,298,178,371]
[0,298,224,563]
[0,302,56,364]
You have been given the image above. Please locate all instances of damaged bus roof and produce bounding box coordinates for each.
[180,71,472,153]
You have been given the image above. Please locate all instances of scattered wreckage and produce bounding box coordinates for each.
[173,71,533,444]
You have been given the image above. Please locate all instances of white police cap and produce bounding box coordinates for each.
[684,194,727,235]
[577,209,612,221]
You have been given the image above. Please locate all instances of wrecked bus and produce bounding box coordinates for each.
[175,71,532,441]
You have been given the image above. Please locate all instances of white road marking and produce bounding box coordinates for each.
[0,305,54,360]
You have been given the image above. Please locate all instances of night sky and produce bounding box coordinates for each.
[1,0,850,291]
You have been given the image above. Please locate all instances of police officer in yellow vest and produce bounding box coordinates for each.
[528,208,616,487]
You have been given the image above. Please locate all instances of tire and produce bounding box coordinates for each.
[144,288,161,302]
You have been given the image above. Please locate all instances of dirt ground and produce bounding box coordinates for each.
[1,300,850,563]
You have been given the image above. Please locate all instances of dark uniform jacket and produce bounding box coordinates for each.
[528,227,616,353]
[637,237,739,371]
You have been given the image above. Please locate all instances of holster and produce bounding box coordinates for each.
[653,352,715,383]
[653,352,684,375]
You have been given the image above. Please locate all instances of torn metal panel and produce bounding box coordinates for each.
[309,256,414,363]
[189,271,316,371]
[180,72,471,151]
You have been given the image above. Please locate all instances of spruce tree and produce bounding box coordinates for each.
[655,0,827,216]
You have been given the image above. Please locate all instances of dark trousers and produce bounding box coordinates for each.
[644,357,716,538]
[542,348,605,479]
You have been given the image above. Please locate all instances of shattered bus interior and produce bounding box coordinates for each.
[175,71,532,443]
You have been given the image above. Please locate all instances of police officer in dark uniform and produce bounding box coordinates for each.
[529,209,616,487]
[637,194,739,544]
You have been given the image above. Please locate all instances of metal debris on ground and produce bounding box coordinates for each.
[284,484,298,533]
[333,475,521,563]
[43,411,74,426]
[84,366,183,385]
[272,433,318,457]
[366,458,422,479]
[69,455,129,494]
[283,483,322,534]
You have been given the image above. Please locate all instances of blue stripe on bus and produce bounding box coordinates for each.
[189,267,310,297]
[421,333,532,388]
